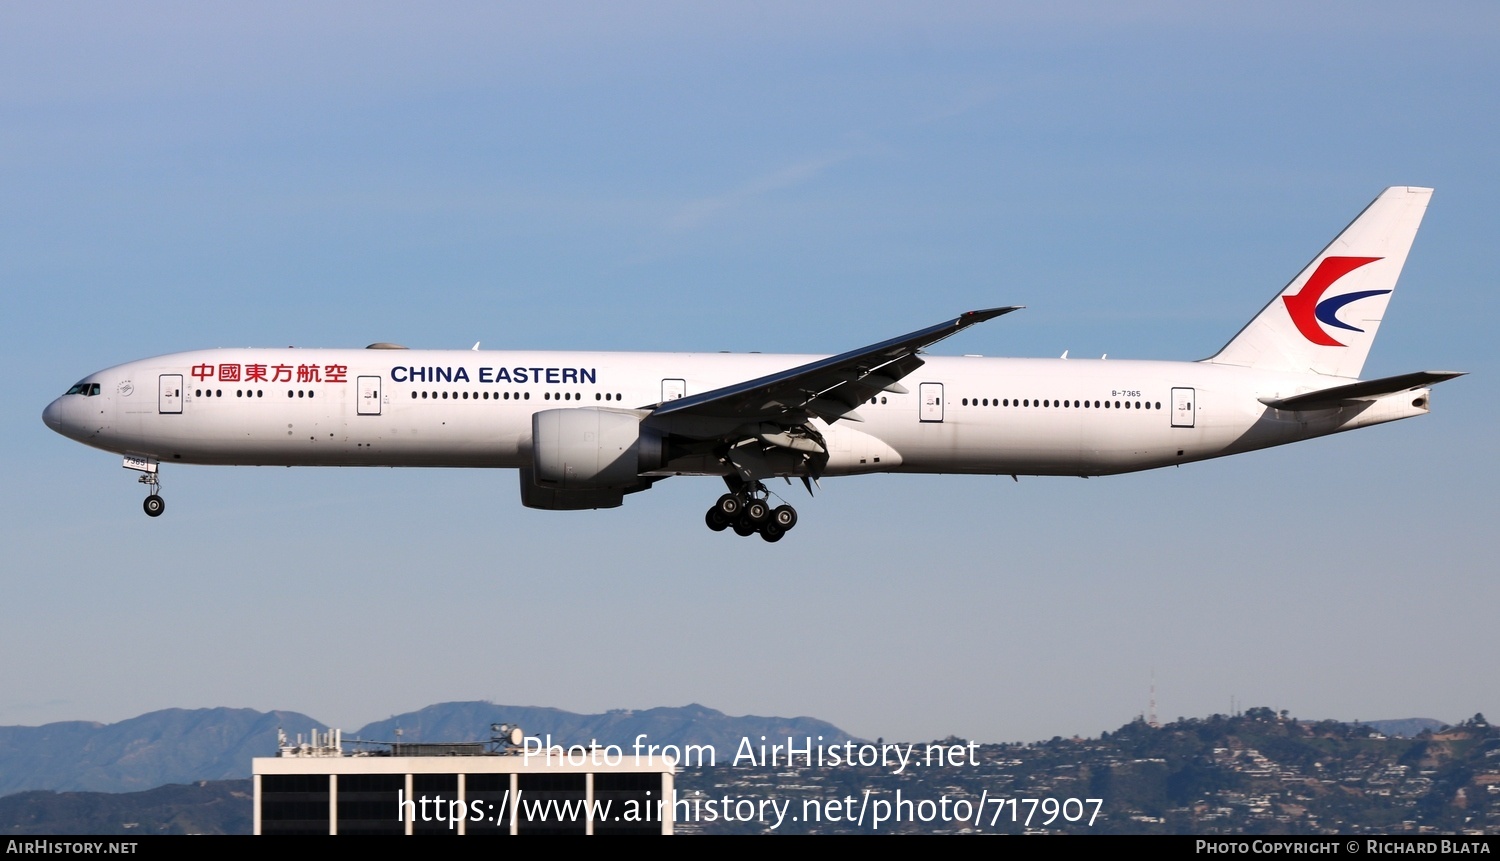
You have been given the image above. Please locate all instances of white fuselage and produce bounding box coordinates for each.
[42,347,1430,479]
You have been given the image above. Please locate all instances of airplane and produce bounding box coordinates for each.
[43,186,1462,541]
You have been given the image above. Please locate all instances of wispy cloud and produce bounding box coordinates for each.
[666,150,859,231]
[913,84,1006,125]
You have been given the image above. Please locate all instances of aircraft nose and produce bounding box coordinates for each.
[42,395,88,442]
[42,397,65,431]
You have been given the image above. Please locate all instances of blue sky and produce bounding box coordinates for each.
[3,3,1495,745]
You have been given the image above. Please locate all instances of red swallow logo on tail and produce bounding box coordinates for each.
[1282,256,1388,347]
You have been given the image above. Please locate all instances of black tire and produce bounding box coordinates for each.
[732,516,757,537]
[771,505,797,530]
[705,508,729,532]
[143,495,165,517]
[745,499,770,523]
[716,493,742,518]
[760,522,784,542]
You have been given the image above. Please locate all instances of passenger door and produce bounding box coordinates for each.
[158,375,183,414]
[919,382,944,423]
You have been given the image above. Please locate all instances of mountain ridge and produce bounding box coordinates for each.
[0,702,852,795]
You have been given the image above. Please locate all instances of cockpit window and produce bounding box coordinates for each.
[64,382,101,396]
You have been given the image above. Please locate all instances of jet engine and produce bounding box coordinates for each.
[529,407,665,491]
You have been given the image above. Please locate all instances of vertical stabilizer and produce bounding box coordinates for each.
[1206,187,1431,379]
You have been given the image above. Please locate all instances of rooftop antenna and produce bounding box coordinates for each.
[1149,670,1159,729]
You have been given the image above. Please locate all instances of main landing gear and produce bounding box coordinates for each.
[703,481,798,543]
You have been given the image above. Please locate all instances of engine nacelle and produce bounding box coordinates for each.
[531,408,665,490]
[518,468,626,510]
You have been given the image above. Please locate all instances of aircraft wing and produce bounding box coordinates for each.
[646,307,1020,431]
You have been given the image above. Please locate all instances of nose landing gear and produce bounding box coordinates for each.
[139,472,165,517]
[703,480,797,542]
[124,455,165,518]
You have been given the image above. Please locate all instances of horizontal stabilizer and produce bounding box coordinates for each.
[1260,371,1464,411]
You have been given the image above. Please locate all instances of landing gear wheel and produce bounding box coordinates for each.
[745,499,770,524]
[705,507,729,532]
[716,493,742,518]
[760,522,784,543]
[771,505,797,531]
[732,516,758,537]
[143,494,165,517]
